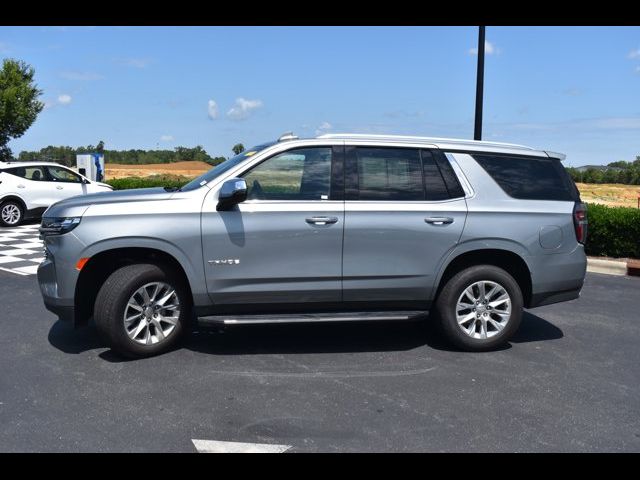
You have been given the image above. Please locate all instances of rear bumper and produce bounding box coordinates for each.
[528,287,581,308]
[527,245,587,308]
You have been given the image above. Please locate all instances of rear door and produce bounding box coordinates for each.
[342,146,468,305]
[1,165,54,208]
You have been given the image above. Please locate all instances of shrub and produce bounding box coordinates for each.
[106,174,190,191]
[585,203,640,259]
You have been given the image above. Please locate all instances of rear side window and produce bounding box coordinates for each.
[472,154,579,201]
[355,148,423,201]
[4,166,47,181]
[421,151,450,201]
[346,147,466,201]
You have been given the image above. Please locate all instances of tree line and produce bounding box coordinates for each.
[565,157,640,185]
[16,144,232,167]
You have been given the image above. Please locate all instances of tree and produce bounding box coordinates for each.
[232,143,245,155]
[0,59,44,161]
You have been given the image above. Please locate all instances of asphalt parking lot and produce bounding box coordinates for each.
[0,257,639,452]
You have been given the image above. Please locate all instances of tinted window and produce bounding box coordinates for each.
[355,148,423,201]
[473,154,578,201]
[434,153,465,198]
[421,151,450,201]
[5,166,47,181]
[242,147,331,200]
[47,166,82,183]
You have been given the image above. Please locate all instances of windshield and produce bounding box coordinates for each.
[180,142,276,192]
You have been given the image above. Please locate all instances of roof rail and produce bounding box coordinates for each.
[278,132,299,142]
[316,133,536,150]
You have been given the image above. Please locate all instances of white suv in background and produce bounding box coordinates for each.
[0,162,112,227]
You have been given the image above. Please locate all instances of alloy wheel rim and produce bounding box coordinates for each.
[456,280,511,339]
[1,204,21,225]
[123,282,181,345]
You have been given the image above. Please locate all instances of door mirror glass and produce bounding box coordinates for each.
[217,178,247,211]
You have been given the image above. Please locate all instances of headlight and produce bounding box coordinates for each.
[39,217,82,236]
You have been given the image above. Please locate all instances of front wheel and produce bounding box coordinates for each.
[94,263,190,358]
[434,265,523,351]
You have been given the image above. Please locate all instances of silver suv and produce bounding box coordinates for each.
[37,133,588,358]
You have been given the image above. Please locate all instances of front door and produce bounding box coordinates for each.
[342,146,468,305]
[45,165,85,201]
[202,146,344,307]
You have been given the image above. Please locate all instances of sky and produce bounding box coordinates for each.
[1,25,639,166]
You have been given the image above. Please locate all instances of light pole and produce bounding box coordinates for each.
[474,26,485,141]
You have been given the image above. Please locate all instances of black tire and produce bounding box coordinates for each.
[0,200,24,227]
[434,265,523,351]
[94,263,190,358]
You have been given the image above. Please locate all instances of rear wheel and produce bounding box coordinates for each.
[435,265,523,351]
[94,263,189,358]
[0,200,24,227]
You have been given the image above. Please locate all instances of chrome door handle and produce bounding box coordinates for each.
[17,184,25,188]
[56,185,63,190]
[425,216,454,225]
[306,216,338,225]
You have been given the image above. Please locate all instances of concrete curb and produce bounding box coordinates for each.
[586,257,632,276]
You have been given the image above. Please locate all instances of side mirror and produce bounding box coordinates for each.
[217,178,247,211]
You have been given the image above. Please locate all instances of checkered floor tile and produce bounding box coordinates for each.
[0,224,44,276]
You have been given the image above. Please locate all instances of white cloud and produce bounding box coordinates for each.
[315,121,332,135]
[207,100,219,120]
[226,97,263,120]
[628,48,640,59]
[60,71,104,81]
[57,94,72,105]
[469,40,498,56]
[160,135,174,142]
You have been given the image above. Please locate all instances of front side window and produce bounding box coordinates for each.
[5,166,47,181]
[242,147,332,200]
[47,166,82,183]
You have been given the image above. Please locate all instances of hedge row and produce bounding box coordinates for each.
[584,203,640,259]
[105,175,189,191]
[104,178,639,259]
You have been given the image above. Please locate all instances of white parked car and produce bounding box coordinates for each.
[0,161,113,227]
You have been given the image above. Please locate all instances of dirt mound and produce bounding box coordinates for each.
[105,160,211,179]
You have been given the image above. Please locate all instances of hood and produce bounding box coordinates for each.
[94,181,113,189]
[44,187,176,218]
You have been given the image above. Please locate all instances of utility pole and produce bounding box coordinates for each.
[474,26,486,141]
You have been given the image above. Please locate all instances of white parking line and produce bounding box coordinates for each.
[191,439,292,453]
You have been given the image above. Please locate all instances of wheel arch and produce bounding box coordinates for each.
[434,246,533,308]
[0,194,27,211]
[74,246,195,326]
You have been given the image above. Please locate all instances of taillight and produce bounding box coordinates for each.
[573,202,588,244]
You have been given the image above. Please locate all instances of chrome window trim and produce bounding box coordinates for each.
[445,152,475,199]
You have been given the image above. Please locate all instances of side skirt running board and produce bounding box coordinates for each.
[197,311,428,326]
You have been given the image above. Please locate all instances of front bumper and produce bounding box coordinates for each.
[37,256,76,323]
